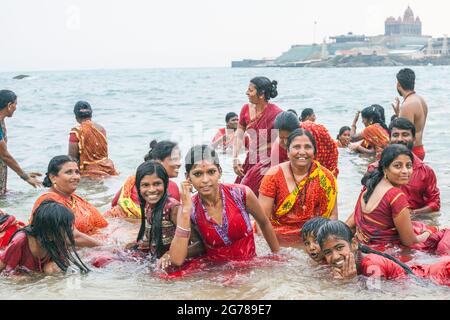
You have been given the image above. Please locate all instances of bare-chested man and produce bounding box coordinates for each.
[392,68,428,160]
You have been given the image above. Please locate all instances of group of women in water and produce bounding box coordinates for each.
[0,76,449,288]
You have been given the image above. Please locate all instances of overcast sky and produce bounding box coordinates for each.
[1,0,449,72]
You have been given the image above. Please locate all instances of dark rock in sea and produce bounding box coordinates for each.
[13,75,30,80]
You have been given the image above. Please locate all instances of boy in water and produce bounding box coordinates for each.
[300,217,329,264]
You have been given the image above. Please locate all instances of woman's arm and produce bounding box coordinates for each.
[68,142,79,161]
[329,198,338,220]
[345,212,356,233]
[246,187,279,253]
[258,194,275,220]
[169,182,194,267]
[74,228,103,247]
[393,209,430,247]
[232,126,246,177]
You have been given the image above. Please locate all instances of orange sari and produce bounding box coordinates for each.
[361,124,389,158]
[31,192,108,235]
[259,161,337,241]
[104,176,141,219]
[70,120,118,178]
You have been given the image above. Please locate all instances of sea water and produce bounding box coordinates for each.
[0,66,449,299]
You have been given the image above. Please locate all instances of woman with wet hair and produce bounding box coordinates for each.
[232,77,283,184]
[130,160,201,269]
[105,140,181,220]
[346,145,449,255]
[350,105,389,157]
[31,155,106,247]
[259,129,338,243]
[169,145,279,267]
[0,200,89,274]
[68,100,118,178]
[316,220,450,286]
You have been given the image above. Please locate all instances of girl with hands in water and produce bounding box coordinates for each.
[316,220,450,286]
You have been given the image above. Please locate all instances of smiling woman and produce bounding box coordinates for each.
[259,129,338,243]
[30,156,106,247]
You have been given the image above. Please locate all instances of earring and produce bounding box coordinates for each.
[384,172,388,180]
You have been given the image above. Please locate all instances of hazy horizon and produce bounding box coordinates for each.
[1,0,449,72]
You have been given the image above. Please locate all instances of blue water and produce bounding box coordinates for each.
[0,67,449,299]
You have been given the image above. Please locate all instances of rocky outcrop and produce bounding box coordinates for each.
[12,75,30,80]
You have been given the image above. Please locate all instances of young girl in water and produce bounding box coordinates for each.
[169,145,279,267]
[133,160,201,269]
[316,220,449,286]
[0,200,89,275]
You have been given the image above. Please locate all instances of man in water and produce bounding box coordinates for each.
[392,68,428,160]
[0,90,42,195]
[211,112,240,153]
[368,118,440,215]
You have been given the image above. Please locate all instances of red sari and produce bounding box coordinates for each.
[236,103,283,183]
[360,254,450,287]
[354,188,449,255]
[0,232,51,273]
[0,215,26,249]
[240,121,339,196]
[190,184,256,261]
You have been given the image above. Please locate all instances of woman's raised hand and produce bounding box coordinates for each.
[180,181,193,212]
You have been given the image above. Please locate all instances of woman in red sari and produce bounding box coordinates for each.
[350,105,389,158]
[169,145,279,267]
[32,156,105,247]
[1,201,89,275]
[69,101,118,178]
[105,140,181,220]
[317,220,449,287]
[233,77,283,184]
[346,145,449,255]
[259,129,338,243]
[0,211,25,250]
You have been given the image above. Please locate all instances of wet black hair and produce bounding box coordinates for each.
[144,140,179,162]
[397,68,416,91]
[361,144,413,204]
[316,220,415,276]
[287,109,298,116]
[43,155,78,188]
[301,217,329,241]
[185,145,221,174]
[11,200,90,273]
[361,105,389,132]
[300,108,315,122]
[337,126,351,140]
[274,111,300,133]
[250,77,278,101]
[225,112,238,123]
[73,101,93,119]
[0,90,17,110]
[135,160,169,259]
[286,128,317,156]
[389,117,416,138]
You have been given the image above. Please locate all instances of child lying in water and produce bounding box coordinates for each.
[316,220,450,286]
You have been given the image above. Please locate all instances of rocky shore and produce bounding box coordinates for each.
[307,55,450,68]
